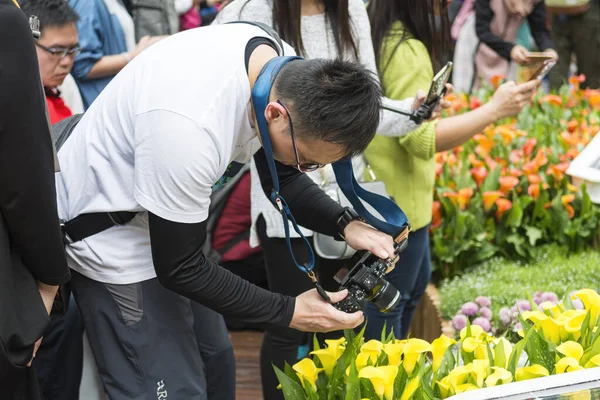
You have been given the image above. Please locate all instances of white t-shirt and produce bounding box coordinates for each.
[55,24,293,284]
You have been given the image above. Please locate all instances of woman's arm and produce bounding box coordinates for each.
[527,1,553,52]
[475,0,515,60]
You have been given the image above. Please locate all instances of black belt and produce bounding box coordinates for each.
[60,211,137,244]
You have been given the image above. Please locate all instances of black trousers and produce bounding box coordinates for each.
[70,270,235,400]
[256,216,345,400]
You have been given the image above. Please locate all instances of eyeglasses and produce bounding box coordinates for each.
[36,42,81,59]
[276,99,324,173]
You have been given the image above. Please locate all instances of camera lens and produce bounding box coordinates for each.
[370,281,401,313]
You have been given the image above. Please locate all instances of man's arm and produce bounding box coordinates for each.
[252,148,345,238]
[0,1,70,285]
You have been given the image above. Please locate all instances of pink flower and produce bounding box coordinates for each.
[475,296,491,308]
[472,317,491,332]
[513,322,523,332]
[533,291,543,305]
[452,314,468,331]
[540,292,558,304]
[461,302,479,317]
[479,307,493,320]
[499,307,512,325]
[516,300,531,312]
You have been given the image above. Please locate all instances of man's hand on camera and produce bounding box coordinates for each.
[290,289,364,332]
[343,220,395,260]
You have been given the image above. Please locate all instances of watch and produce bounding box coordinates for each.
[337,208,362,239]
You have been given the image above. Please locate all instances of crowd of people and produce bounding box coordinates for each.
[0,0,598,399]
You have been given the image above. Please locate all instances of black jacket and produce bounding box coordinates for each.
[0,0,70,396]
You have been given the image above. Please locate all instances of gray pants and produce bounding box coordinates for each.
[70,270,235,400]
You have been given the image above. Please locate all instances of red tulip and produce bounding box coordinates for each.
[471,167,488,187]
[499,176,519,195]
[495,198,512,221]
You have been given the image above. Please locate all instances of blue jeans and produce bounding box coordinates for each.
[364,225,432,340]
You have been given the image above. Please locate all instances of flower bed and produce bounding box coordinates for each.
[276,289,600,400]
[431,78,600,279]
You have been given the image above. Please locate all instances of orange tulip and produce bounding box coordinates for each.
[496,126,516,146]
[447,153,458,167]
[527,174,542,184]
[490,75,504,89]
[534,149,549,169]
[528,184,540,200]
[540,95,563,107]
[495,198,513,221]
[523,161,539,175]
[509,168,523,178]
[523,138,537,157]
[569,74,586,90]
[567,120,579,133]
[432,201,442,228]
[485,156,499,172]
[471,167,488,187]
[509,150,522,165]
[565,149,579,160]
[499,176,519,195]
[469,153,485,169]
[474,134,494,157]
[589,93,600,109]
[482,191,503,212]
[548,162,570,182]
[561,131,580,147]
[562,194,576,219]
[458,188,474,210]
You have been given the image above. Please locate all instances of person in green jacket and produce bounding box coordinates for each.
[363,0,540,340]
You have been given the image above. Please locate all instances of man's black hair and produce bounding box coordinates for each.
[274,58,382,159]
[21,0,79,32]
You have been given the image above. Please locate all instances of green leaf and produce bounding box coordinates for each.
[303,377,319,400]
[508,329,533,376]
[505,197,524,228]
[284,362,304,387]
[274,365,307,400]
[481,166,501,192]
[393,364,408,400]
[360,378,378,400]
[525,226,543,246]
[345,361,360,400]
[381,321,388,343]
[313,334,321,352]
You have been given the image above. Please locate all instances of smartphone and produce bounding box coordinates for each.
[425,62,453,105]
[526,52,554,63]
[528,59,556,82]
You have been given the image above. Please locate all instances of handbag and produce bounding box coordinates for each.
[313,162,392,260]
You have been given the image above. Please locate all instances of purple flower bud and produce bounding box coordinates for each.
[499,307,512,325]
[572,298,584,310]
[510,305,518,315]
[452,314,468,331]
[516,300,531,312]
[533,292,542,305]
[513,322,522,332]
[475,296,492,308]
[461,302,479,317]
[479,307,493,320]
[472,317,491,332]
[540,292,558,304]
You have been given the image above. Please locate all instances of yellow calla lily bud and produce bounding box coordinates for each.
[555,357,584,374]
[556,341,584,362]
[436,377,453,399]
[400,377,420,400]
[516,365,550,381]
[383,342,406,366]
[402,338,431,376]
[359,366,385,399]
[378,366,398,400]
[572,289,600,329]
[485,367,513,387]
[292,358,322,390]
[470,359,490,388]
[310,337,346,377]
[431,335,456,373]
[447,365,471,390]
[584,354,600,369]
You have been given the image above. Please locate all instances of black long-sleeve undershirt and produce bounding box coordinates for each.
[149,149,346,328]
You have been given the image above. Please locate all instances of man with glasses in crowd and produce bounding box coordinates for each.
[54,22,425,399]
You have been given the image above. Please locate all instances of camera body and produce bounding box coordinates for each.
[333,230,409,313]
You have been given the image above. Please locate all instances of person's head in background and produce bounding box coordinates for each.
[368,0,450,73]
[22,0,79,89]
[240,0,358,59]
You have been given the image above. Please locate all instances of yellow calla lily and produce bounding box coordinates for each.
[292,358,322,390]
[556,341,584,362]
[446,365,471,390]
[378,366,398,400]
[522,310,548,323]
[485,367,513,387]
[348,352,377,375]
[436,377,453,399]
[383,342,406,366]
[361,340,383,356]
[493,338,513,369]
[515,365,550,381]
[537,317,563,344]
[310,338,346,376]
[455,383,478,393]
[400,377,420,400]
[584,354,600,369]
[572,289,600,328]
[460,325,485,340]
[555,357,584,374]
[539,301,563,318]
[359,366,385,399]
[470,359,490,388]
[431,335,456,373]
[462,336,489,360]
[563,310,587,341]
[402,338,431,376]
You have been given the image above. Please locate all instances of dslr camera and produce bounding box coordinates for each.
[333,228,410,313]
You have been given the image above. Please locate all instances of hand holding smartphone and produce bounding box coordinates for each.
[527,59,556,82]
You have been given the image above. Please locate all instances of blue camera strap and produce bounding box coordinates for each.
[252,56,410,282]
